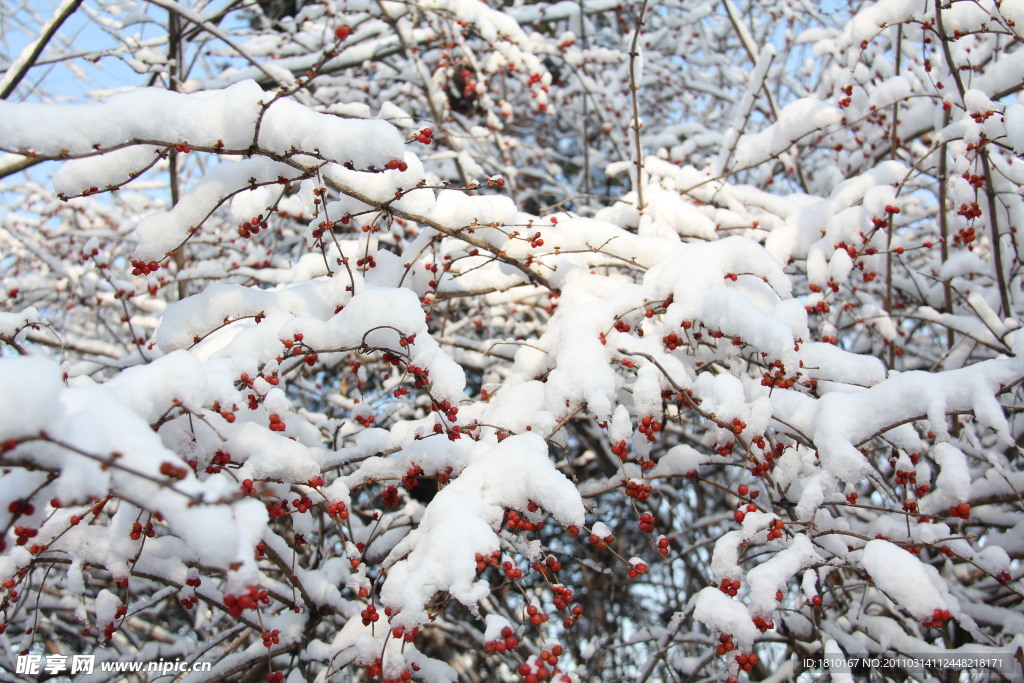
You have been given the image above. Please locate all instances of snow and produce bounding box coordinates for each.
[733,99,841,168]
[860,539,948,620]
[4,1,1024,677]
[692,586,758,647]
[747,535,821,615]
[428,190,517,228]
[1004,104,1024,157]
[805,357,1023,482]
[848,0,918,43]
[798,342,886,386]
[0,81,265,155]
[931,442,970,503]
[54,145,162,196]
[0,355,64,439]
[651,444,710,477]
[380,434,583,625]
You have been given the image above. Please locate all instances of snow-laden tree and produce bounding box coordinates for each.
[1,0,1023,680]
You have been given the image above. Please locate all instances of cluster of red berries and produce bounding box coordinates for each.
[261,629,280,648]
[611,440,628,460]
[766,518,784,541]
[130,259,160,276]
[431,399,459,423]
[627,560,648,579]
[957,202,982,219]
[504,509,542,532]
[415,128,433,144]
[526,604,548,626]
[969,109,995,123]
[638,512,655,533]
[206,449,231,473]
[101,605,128,641]
[735,651,760,672]
[267,413,286,432]
[484,625,519,654]
[922,607,951,629]
[212,402,237,423]
[355,413,375,427]
[715,632,735,655]
[752,615,775,632]
[662,332,683,350]
[954,226,976,246]
[734,502,757,523]
[623,479,652,501]
[894,468,916,485]
[948,502,971,519]
[13,527,37,546]
[310,219,333,240]
[749,444,778,475]
[962,171,984,189]
[388,623,419,643]
[401,464,423,490]
[638,415,661,442]
[384,159,408,172]
[550,583,572,610]
[327,501,349,520]
[381,486,399,508]
[761,359,796,388]
[360,603,379,625]
[408,364,430,389]
[498,559,524,580]
[737,484,759,498]
[807,300,831,315]
[517,648,565,682]
[475,551,501,572]
[719,578,740,596]
[8,500,34,517]
[656,536,670,556]
[837,84,854,108]
[237,216,266,239]
[280,333,305,352]
[588,530,615,550]
[534,554,562,575]
[224,585,269,617]
[159,462,188,480]
[129,522,154,541]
